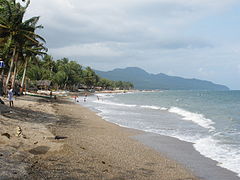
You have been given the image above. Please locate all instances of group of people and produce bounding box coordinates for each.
[74,93,100,103]
[74,93,88,103]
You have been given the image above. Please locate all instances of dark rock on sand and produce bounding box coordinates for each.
[55,136,68,140]
[1,133,11,139]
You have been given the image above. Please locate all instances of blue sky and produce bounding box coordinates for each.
[23,0,240,89]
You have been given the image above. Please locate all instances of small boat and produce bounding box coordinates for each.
[24,92,53,99]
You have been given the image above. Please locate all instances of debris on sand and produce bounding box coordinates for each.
[1,133,11,139]
[15,126,22,137]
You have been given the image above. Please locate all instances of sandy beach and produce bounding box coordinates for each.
[1,1,240,179]
[0,96,199,179]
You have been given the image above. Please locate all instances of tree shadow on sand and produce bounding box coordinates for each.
[1,96,83,128]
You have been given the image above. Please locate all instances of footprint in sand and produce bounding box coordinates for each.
[29,146,50,155]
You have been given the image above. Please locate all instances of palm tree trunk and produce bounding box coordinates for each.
[11,59,18,89]
[64,76,69,90]
[21,57,30,88]
[5,47,16,90]
[0,69,4,96]
[25,78,28,94]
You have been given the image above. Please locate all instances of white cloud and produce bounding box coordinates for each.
[18,0,240,89]
[24,0,238,42]
[50,43,122,57]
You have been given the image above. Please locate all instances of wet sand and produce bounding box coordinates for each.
[0,96,199,179]
[134,133,240,180]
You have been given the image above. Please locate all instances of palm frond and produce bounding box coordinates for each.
[23,16,40,27]
[20,30,46,43]
[0,23,8,29]
[22,34,39,44]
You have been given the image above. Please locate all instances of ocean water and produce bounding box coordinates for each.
[77,90,240,177]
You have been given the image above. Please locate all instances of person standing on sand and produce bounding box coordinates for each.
[8,88,14,107]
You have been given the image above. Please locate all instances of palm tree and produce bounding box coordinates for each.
[0,0,45,90]
[83,67,99,89]
[21,43,47,89]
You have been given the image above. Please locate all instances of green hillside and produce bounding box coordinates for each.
[95,67,229,91]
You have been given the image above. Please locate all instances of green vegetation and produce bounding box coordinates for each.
[0,0,133,93]
[96,67,229,90]
[24,55,134,90]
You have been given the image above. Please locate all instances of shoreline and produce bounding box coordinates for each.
[0,95,198,179]
[134,133,240,180]
[0,95,237,179]
[83,91,240,180]
[49,97,200,179]
[77,96,240,180]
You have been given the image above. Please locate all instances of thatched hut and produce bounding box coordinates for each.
[36,80,52,90]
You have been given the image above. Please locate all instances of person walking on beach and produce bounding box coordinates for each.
[8,88,14,107]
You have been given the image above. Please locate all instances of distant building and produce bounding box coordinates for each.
[36,80,52,90]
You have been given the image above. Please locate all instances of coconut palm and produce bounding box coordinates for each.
[20,43,47,89]
[0,0,45,90]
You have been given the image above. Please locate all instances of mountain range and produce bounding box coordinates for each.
[95,67,229,90]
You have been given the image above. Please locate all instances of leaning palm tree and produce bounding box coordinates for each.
[0,0,45,90]
[11,16,46,89]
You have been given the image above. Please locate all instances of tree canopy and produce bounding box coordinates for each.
[23,56,134,91]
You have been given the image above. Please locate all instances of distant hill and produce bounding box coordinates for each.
[95,67,229,90]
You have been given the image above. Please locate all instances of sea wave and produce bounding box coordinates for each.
[93,100,137,107]
[81,96,240,177]
[95,93,115,98]
[82,93,240,177]
[140,105,167,111]
[194,137,240,177]
[168,107,215,131]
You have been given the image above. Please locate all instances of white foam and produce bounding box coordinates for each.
[93,100,137,108]
[168,107,215,131]
[82,100,240,177]
[95,93,114,98]
[141,105,160,110]
[140,105,168,111]
[194,137,240,177]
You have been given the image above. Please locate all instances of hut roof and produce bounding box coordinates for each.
[36,80,51,86]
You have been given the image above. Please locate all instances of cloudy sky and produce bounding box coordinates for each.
[23,0,240,89]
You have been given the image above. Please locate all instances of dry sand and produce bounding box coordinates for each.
[0,96,199,180]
